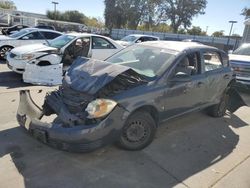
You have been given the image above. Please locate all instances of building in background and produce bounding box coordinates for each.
[0,8,86,32]
[242,18,250,43]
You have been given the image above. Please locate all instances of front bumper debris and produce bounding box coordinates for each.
[17,90,126,152]
[230,61,250,85]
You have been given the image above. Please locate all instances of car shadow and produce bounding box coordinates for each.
[0,71,32,89]
[0,111,248,188]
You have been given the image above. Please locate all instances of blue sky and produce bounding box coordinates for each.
[13,0,249,35]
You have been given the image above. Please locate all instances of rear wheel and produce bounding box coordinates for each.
[0,45,13,60]
[117,111,156,150]
[207,91,230,117]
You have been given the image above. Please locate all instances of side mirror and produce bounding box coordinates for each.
[136,40,142,43]
[171,72,192,82]
[21,36,29,40]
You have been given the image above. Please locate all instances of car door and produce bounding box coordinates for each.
[23,63,63,85]
[17,31,45,46]
[200,49,233,105]
[91,36,118,60]
[61,37,91,66]
[161,51,206,119]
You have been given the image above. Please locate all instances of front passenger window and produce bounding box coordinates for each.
[174,52,200,76]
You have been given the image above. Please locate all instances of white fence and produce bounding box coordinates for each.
[111,29,238,46]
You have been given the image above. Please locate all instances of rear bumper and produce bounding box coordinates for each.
[17,90,127,152]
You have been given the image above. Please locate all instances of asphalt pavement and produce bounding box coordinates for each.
[0,62,250,188]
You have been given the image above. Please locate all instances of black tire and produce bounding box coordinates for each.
[117,111,156,151]
[207,90,230,117]
[0,45,13,60]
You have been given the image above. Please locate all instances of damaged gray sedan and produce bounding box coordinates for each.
[17,41,248,152]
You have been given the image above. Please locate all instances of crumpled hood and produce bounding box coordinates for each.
[11,43,58,55]
[229,54,250,63]
[64,57,146,95]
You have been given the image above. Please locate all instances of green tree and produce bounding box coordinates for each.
[0,0,16,10]
[86,17,104,28]
[104,0,127,29]
[212,30,224,37]
[46,10,88,24]
[104,0,159,30]
[187,26,206,36]
[157,0,207,33]
[177,28,186,34]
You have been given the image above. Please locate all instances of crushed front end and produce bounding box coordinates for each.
[17,89,126,152]
[16,57,147,152]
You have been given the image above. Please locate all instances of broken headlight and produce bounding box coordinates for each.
[85,99,117,119]
[15,54,35,60]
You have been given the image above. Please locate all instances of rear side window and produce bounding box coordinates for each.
[41,32,61,39]
[203,51,223,72]
[151,37,158,41]
[92,36,115,49]
[22,31,43,40]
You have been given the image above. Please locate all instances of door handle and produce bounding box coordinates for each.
[197,82,204,88]
[224,74,230,79]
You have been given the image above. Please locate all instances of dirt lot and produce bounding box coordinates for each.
[1,62,250,188]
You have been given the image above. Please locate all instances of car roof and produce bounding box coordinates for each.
[20,28,62,34]
[139,41,217,52]
[65,32,113,40]
[127,34,159,38]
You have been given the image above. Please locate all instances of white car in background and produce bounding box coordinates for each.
[229,43,250,85]
[7,33,124,85]
[116,34,160,47]
[0,28,62,59]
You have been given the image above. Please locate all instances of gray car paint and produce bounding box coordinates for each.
[16,45,247,152]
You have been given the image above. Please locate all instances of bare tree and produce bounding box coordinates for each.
[241,7,250,19]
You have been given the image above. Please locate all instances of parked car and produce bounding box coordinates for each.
[1,24,29,35]
[229,43,250,85]
[16,41,248,152]
[35,25,55,30]
[182,39,201,43]
[7,33,124,85]
[116,34,159,47]
[0,28,62,59]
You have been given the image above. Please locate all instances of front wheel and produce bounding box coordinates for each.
[117,111,156,150]
[0,46,13,60]
[207,91,230,117]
